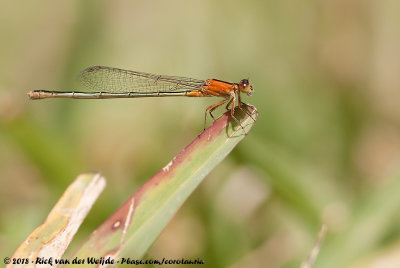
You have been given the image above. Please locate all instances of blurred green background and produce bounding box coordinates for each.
[1,1,400,267]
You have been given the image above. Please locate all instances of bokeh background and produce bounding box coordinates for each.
[1,1,400,267]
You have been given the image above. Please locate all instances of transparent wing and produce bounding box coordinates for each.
[78,66,205,93]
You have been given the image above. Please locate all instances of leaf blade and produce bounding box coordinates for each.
[69,105,258,264]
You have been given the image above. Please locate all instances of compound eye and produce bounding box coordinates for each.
[241,79,249,87]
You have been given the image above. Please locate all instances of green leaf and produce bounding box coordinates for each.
[67,105,257,265]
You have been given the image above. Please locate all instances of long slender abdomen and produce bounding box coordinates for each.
[27,90,191,100]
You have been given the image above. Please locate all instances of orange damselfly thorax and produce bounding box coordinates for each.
[238,79,253,96]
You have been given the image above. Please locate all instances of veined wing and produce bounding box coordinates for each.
[78,66,205,93]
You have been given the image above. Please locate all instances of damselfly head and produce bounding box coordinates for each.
[239,79,253,96]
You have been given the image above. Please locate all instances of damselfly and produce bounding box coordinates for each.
[28,66,254,130]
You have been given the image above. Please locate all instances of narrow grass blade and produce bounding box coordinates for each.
[8,173,106,268]
[67,105,257,265]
